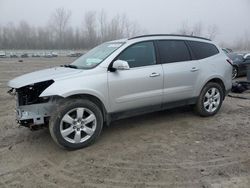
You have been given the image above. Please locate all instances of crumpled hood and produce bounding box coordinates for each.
[8,67,82,88]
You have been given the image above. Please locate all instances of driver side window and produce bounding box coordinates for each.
[117,41,156,68]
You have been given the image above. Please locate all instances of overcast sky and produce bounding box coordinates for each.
[0,0,249,44]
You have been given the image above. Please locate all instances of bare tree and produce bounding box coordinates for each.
[192,22,203,36]
[124,21,140,38]
[83,11,98,48]
[17,21,34,48]
[106,13,140,40]
[236,31,250,51]
[0,22,16,48]
[245,31,250,51]
[118,14,140,38]
[73,27,81,49]
[0,9,142,50]
[98,10,108,42]
[36,27,51,49]
[207,24,218,40]
[178,21,190,35]
[107,15,123,40]
[0,25,2,48]
[49,8,71,48]
[177,21,219,41]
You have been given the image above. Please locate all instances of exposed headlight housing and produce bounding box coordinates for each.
[15,80,54,106]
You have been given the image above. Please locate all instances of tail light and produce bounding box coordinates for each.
[226,59,233,66]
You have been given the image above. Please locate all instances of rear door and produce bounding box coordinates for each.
[156,40,200,103]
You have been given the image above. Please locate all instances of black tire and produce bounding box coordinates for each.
[49,99,103,150]
[232,66,238,79]
[195,82,224,117]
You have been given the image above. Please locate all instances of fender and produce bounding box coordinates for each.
[195,74,228,97]
[40,75,110,112]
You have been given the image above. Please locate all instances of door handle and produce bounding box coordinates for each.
[150,72,160,77]
[191,67,199,72]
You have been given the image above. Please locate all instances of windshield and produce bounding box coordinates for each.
[71,42,124,69]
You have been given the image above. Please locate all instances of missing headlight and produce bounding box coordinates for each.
[16,80,54,106]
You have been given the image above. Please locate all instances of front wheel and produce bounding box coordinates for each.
[49,99,103,150]
[195,82,224,117]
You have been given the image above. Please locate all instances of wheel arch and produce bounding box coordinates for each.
[65,94,108,123]
[203,77,226,99]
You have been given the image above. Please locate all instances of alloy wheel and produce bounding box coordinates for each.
[60,107,97,144]
[203,88,221,113]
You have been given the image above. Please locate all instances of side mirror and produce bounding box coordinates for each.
[112,60,130,70]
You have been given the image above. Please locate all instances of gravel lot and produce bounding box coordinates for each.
[0,57,250,188]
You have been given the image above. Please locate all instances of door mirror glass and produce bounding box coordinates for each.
[112,60,130,70]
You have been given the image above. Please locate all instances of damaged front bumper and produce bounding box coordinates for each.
[8,80,58,128]
[15,100,56,127]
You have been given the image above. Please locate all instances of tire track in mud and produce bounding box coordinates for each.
[0,160,80,187]
[66,155,250,172]
[1,153,250,187]
[1,114,250,187]
[1,119,250,187]
[61,155,250,185]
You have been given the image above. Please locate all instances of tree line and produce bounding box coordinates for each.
[0,8,141,50]
[0,8,249,51]
[177,21,250,51]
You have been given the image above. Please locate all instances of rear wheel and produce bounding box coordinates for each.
[195,82,224,117]
[49,99,103,150]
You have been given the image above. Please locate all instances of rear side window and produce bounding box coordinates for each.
[187,41,219,60]
[157,40,191,64]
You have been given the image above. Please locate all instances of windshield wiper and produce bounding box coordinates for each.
[61,64,78,69]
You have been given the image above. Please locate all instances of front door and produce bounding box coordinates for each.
[108,41,164,113]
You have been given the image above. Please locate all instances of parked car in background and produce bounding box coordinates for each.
[44,52,58,58]
[8,34,232,149]
[20,53,29,58]
[52,52,58,57]
[0,51,6,58]
[67,52,83,57]
[32,53,41,57]
[44,53,53,58]
[10,52,18,58]
[225,52,250,79]
[243,53,250,75]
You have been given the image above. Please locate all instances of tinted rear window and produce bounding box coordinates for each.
[187,41,219,60]
[157,40,191,64]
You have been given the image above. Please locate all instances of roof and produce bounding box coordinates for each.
[129,34,211,41]
[106,39,128,43]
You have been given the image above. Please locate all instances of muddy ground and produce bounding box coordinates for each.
[0,57,250,188]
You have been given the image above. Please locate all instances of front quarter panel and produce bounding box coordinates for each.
[40,67,109,111]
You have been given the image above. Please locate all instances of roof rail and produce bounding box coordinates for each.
[129,34,211,41]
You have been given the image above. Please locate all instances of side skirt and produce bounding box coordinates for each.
[107,97,198,123]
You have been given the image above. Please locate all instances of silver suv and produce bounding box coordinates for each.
[8,35,232,149]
